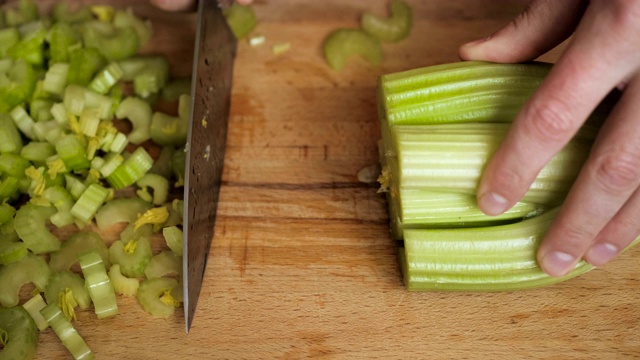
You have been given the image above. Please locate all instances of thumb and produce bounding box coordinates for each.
[459,0,586,63]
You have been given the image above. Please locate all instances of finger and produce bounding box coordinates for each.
[459,0,586,63]
[537,74,640,276]
[477,1,640,217]
[237,0,253,4]
[150,0,196,12]
[584,187,640,267]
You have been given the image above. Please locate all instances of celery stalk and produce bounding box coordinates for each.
[361,0,412,42]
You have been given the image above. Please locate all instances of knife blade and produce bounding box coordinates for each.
[183,0,237,333]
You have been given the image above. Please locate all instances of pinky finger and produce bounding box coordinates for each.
[585,187,640,267]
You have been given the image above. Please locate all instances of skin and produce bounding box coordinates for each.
[459,0,640,277]
[151,0,253,12]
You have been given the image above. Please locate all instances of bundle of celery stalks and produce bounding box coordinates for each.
[376,60,634,291]
[0,0,259,359]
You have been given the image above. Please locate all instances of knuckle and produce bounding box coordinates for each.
[592,149,640,192]
[522,98,576,143]
[556,224,594,250]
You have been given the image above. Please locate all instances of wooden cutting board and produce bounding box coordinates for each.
[23,0,640,358]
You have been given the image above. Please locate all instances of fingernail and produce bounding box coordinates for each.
[478,192,508,215]
[541,251,575,277]
[585,243,618,267]
[463,36,491,47]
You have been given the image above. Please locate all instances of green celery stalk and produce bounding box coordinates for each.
[323,29,382,71]
[70,183,109,223]
[47,21,82,63]
[0,114,23,153]
[49,231,110,273]
[115,96,152,145]
[67,48,108,87]
[144,250,182,279]
[107,147,154,189]
[14,203,60,254]
[94,197,152,230]
[44,271,91,311]
[22,294,49,331]
[223,3,257,39]
[109,235,152,278]
[40,303,94,360]
[137,277,180,318]
[81,21,140,61]
[108,264,140,297]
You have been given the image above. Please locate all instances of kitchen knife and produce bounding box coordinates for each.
[183,0,237,333]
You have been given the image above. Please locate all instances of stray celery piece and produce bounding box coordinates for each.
[223,3,257,39]
[107,147,154,189]
[149,145,175,179]
[108,264,140,297]
[49,231,110,273]
[109,236,153,277]
[22,293,49,331]
[361,0,412,42]
[171,146,186,185]
[78,250,119,319]
[323,29,382,71]
[40,303,95,360]
[44,271,91,310]
[150,112,188,146]
[14,203,60,254]
[161,78,191,102]
[137,277,180,319]
[115,96,152,145]
[0,253,50,307]
[163,226,183,256]
[0,306,39,360]
[133,58,169,98]
[42,185,75,228]
[136,173,170,205]
[94,197,152,230]
[144,250,182,279]
[70,183,109,223]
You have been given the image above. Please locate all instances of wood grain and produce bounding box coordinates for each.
[8,0,640,358]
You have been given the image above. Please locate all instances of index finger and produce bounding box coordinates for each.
[477,1,640,216]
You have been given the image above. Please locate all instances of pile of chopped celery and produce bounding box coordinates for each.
[0,1,190,358]
[376,61,631,291]
[323,0,412,70]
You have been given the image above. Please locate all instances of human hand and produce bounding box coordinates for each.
[151,0,253,12]
[458,0,640,277]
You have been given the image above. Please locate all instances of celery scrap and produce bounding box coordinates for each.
[40,303,94,360]
[0,253,50,307]
[137,277,180,319]
[323,29,382,71]
[0,306,39,360]
[223,3,257,39]
[22,293,49,331]
[49,231,110,273]
[108,264,139,297]
[78,250,118,319]
[361,0,412,42]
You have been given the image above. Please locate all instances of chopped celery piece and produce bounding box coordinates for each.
[0,253,50,307]
[150,112,187,146]
[44,271,91,311]
[56,134,90,171]
[162,226,183,256]
[70,183,109,224]
[67,48,107,87]
[20,141,55,164]
[113,7,153,46]
[144,250,181,279]
[108,264,139,297]
[117,56,168,81]
[9,105,35,140]
[0,176,20,203]
[94,197,152,230]
[65,174,86,200]
[161,78,191,102]
[106,147,153,189]
[88,62,124,95]
[271,42,291,55]
[223,3,257,39]
[136,174,169,206]
[49,231,110,273]
[134,206,168,232]
[52,1,92,23]
[78,250,118,319]
[323,29,382,71]
[133,59,169,98]
[0,240,27,266]
[137,277,180,319]
[40,303,94,360]
[48,22,81,63]
[98,153,123,177]
[361,0,412,42]
[82,21,139,61]
[0,114,23,153]
[0,59,37,114]
[0,27,20,58]
[22,293,49,331]
[149,146,175,180]
[0,306,38,360]
[0,153,30,178]
[43,63,70,96]
[115,97,152,145]
[0,204,16,225]
[171,146,186,185]
[7,27,46,67]
[14,203,59,254]
[163,199,183,228]
[42,185,75,228]
[109,236,152,278]
[79,108,101,137]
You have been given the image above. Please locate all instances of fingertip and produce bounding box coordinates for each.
[477,191,509,216]
[538,250,576,277]
[458,36,492,61]
[236,0,254,5]
[585,242,619,267]
[151,0,195,12]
